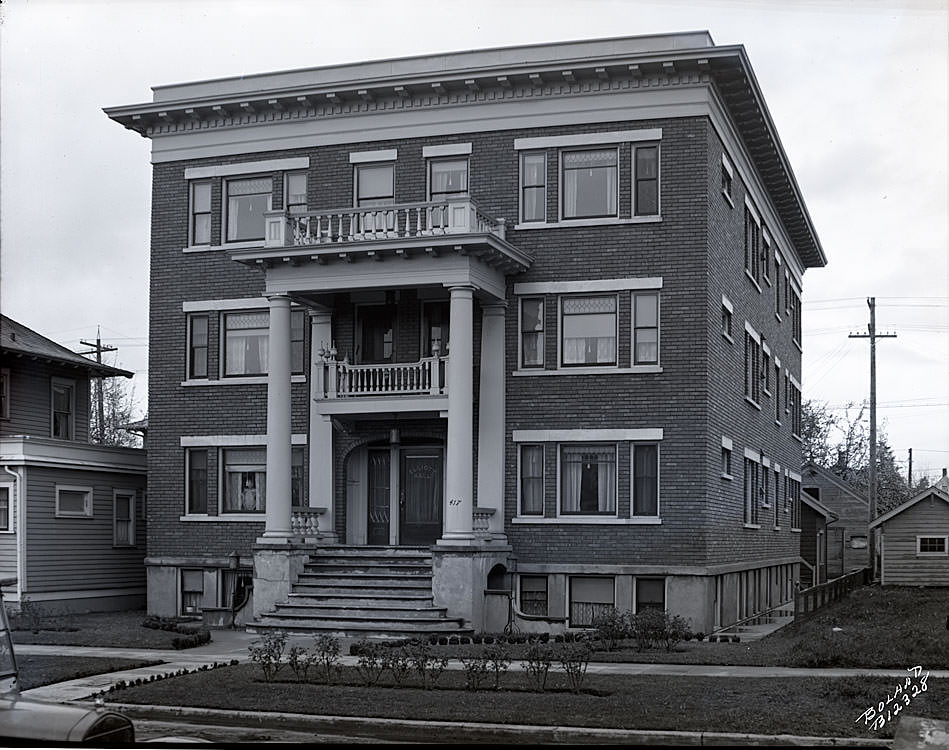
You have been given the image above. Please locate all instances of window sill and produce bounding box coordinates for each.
[55,513,93,519]
[743,523,761,530]
[721,473,733,481]
[773,526,781,531]
[722,190,735,209]
[744,270,762,293]
[182,375,307,386]
[744,397,761,410]
[916,553,949,558]
[512,516,661,525]
[775,420,782,427]
[179,514,265,522]
[775,313,782,323]
[513,216,660,231]
[182,240,264,253]
[513,365,662,377]
[790,527,801,534]
[722,333,734,344]
[792,433,803,443]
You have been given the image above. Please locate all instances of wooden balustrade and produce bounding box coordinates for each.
[793,567,870,618]
[316,356,447,399]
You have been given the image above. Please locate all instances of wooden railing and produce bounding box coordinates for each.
[794,567,869,618]
[264,198,506,248]
[315,356,447,399]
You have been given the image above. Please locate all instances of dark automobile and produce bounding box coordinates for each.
[0,578,135,743]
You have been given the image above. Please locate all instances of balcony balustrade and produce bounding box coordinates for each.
[265,198,505,249]
[315,355,448,399]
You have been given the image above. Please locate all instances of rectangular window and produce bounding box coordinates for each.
[562,148,617,219]
[355,163,395,232]
[721,305,733,341]
[56,486,93,518]
[917,537,948,555]
[520,298,545,368]
[632,443,659,516]
[633,144,659,216]
[188,315,209,379]
[744,206,761,286]
[789,476,802,530]
[569,576,614,627]
[429,158,468,201]
[223,311,268,376]
[190,181,211,246]
[520,152,546,223]
[635,577,665,612]
[744,332,761,405]
[291,446,305,507]
[774,363,782,422]
[744,458,760,525]
[0,368,8,420]
[773,468,780,528]
[51,379,75,439]
[0,487,10,531]
[225,177,272,242]
[181,569,204,615]
[560,444,616,515]
[519,575,548,616]
[285,172,307,214]
[291,309,305,375]
[561,295,616,366]
[721,155,734,202]
[187,449,208,514]
[632,292,659,365]
[762,231,772,286]
[519,445,544,516]
[113,491,135,546]
[221,568,254,608]
[790,382,802,437]
[774,258,783,318]
[721,446,732,478]
[791,285,802,347]
[222,447,266,513]
[762,349,771,396]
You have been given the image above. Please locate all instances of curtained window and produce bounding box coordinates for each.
[222,448,267,513]
[633,292,659,365]
[560,444,615,515]
[562,149,617,219]
[632,444,658,516]
[520,152,546,222]
[519,445,544,515]
[561,296,616,366]
[226,177,272,242]
[224,312,269,376]
[520,298,544,367]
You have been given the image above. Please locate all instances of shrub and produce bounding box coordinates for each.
[460,654,490,691]
[407,640,448,690]
[558,642,592,694]
[484,643,511,690]
[522,643,553,692]
[592,608,630,651]
[171,629,211,650]
[287,645,316,682]
[629,608,667,651]
[353,640,387,686]
[382,647,412,686]
[313,635,342,683]
[248,630,287,682]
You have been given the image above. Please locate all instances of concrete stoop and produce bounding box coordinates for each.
[249,546,472,640]
[706,608,796,643]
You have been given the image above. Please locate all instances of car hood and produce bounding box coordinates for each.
[0,695,134,742]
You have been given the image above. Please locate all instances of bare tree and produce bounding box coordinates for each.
[88,368,142,448]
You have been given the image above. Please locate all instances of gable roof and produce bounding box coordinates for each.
[0,315,133,378]
[801,461,868,506]
[869,487,949,529]
[801,489,838,521]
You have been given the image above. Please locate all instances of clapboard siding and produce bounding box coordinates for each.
[24,465,146,593]
[2,358,91,442]
[880,494,949,586]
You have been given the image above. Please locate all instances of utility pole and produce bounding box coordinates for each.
[908,448,913,488]
[848,297,896,581]
[79,327,118,443]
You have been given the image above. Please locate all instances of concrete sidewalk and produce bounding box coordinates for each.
[18,630,947,703]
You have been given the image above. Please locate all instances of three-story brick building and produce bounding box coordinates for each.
[107,31,825,634]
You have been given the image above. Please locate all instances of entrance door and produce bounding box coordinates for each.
[400,448,443,545]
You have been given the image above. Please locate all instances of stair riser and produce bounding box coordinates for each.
[302,566,433,576]
[274,606,449,619]
[288,597,435,608]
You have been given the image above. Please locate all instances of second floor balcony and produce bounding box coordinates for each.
[315,354,448,400]
[265,198,507,249]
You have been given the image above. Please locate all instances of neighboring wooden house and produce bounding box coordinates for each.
[0,315,147,613]
[801,461,869,576]
[799,490,837,587]
[869,486,949,586]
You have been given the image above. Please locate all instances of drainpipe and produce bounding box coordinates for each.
[2,467,23,604]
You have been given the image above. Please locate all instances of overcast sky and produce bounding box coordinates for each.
[1,0,947,482]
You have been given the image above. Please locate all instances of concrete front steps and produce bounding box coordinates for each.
[706,605,796,642]
[249,546,472,640]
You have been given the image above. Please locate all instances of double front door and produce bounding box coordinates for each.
[367,446,443,546]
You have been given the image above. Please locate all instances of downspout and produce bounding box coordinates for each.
[2,466,23,603]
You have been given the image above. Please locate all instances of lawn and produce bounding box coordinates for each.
[16,655,163,691]
[10,609,207,650]
[105,663,946,740]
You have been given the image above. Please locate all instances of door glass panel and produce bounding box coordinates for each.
[400,449,443,545]
[367,449,390,545]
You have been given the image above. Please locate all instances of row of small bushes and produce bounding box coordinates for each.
[248,631,595,693]
[141,615,212,649]
[101,660,239,695]
[593,607,697,651]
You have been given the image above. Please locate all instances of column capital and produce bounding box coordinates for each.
[481,300,508,314]
[445,283,477,295]
[266,292,292,305]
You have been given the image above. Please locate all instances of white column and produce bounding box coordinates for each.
[440,284,475,542]
[476,302,506,535]
[308,309,336,541]
[262,293,293,540]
